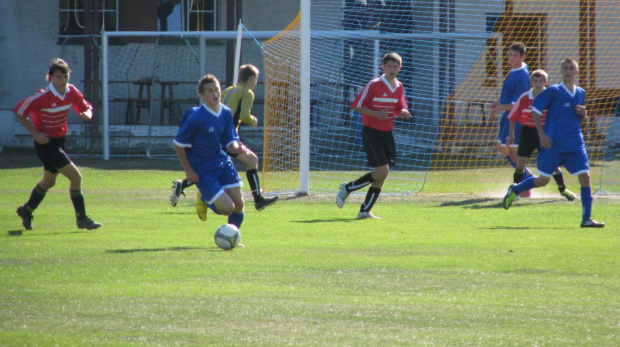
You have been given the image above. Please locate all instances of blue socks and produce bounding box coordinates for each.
[581,187,592,222]
[228,212,244,229]
[512,176,536,194]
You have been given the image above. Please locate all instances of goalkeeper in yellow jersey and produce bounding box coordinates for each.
[170,64,278,212]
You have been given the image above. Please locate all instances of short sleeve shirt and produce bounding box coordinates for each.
[532,83,586,152]
[14,83,92,138]
[173,104,240,173]
[508,90,547,127]
[352,75,408,132]
[499,63,530,118]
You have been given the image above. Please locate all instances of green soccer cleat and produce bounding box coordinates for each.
[581,219,605,228]
[196,192,207,221]
[560,188,576,201]
[502,184,517,210]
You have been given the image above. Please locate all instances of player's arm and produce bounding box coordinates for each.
[531,110,550,148]
[353,106,389,120]
[15,113,49,145]
[238,91,258,127]
[173,143,199,183]
[505,96,523,146]
[575,105,587,123]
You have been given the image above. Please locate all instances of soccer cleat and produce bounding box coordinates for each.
[560,188,576,201]
[336,183,350,209]
[502,184,517,210]
[170,179,184,207]
[519,189,531,198]
[196,192,207,221]
[581,219,605,228]
[76,216,101,230]
[16,205,33,230]
[357,211,381,220]
[255,196,279,211]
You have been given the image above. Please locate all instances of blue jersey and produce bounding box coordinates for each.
[499,63,530,118]
[532,83,586,152]
[173,103,240,173]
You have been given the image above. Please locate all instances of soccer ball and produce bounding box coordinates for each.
[214,224,241,250]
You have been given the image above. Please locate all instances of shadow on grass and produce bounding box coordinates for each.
[8,230,23,236]
[5,230,91,237]
[105,246,205,254]
[292,218,357,223]
[440,198,497,206]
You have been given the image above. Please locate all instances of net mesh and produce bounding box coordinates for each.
[261,0,620,195]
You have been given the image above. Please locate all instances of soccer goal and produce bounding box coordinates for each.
[260,0,620,195]
[101,29,274,159]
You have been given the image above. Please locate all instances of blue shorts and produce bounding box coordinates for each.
[536,145,589,177]
[497,114,522,147]
[196,158,242,208]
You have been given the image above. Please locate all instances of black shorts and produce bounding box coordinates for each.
[517,126,540,158]
[34,137,72,174]
[362,126,396,168]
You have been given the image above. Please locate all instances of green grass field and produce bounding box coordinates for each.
[1,152,618,346]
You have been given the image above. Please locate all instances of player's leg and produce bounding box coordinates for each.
[552,168,575,201]
[357,130,393,220]
[17,170,57,230]
[224,186,245,229]
[237,148,278,210]
[58,161,101,230]
[337,126,377,208]
[564,150,605,228]
[503,147,557,209]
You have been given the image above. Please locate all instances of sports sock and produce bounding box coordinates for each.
[228,212,244,229]
[182,179,194,190]
[25,184,47,212]
[513,169,525,184]
[70,189,87,219]
[523,167,534,179]
[360,187,381,213]
[246,169,262,202]
[505,156,517,168]
[512,176,535,195]
[553,171,566,191]
[347,172,374,192]
[581,187,593,221]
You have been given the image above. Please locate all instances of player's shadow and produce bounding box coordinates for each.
[6,230,90,237]
[105,246,205,254]
[7,230,23,236]
[439,198,496,207]
[292,218,356,223]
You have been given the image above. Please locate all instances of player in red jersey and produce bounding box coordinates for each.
[336,52,411,219]
[506,69,575,201]
[14,58,101,231]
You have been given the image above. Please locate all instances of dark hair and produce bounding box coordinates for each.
[509,42,526,56]
[238,64,259,83]
[47,58,71,81]
[382,52,402,66]
[197,74,220,94]
[562,57,578,67]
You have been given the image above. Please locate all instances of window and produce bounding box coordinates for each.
[59,0,118,36]
[159,0,217,32]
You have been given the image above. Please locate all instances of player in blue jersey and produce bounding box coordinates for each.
[502,58,605,228]
[173,74,246,228]
[489,42,533,198]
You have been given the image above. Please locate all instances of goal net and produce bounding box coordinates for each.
[101,31,267,158]
[262,0,620,195]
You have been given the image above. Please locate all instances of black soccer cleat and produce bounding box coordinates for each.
[16,205,33,230]
[77,216,102,230]
[255,196,279,211]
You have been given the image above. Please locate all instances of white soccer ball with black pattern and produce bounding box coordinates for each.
[214,224,241,250]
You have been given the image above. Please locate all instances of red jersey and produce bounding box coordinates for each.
[14,83,92,138]
[352,75,407,132]
[507,89,547,128]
